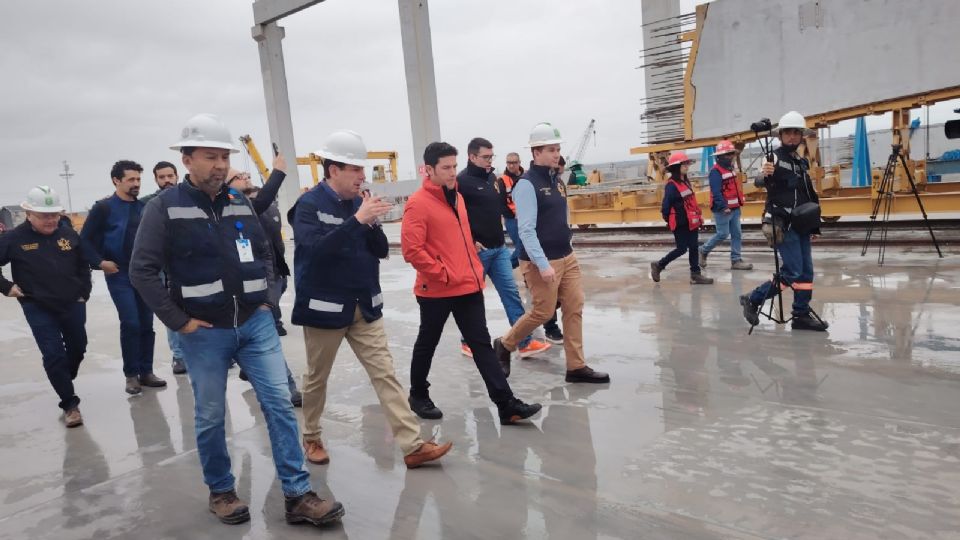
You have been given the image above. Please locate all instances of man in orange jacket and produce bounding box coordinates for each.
[401,142,542,425]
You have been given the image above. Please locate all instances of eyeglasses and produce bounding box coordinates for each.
[475,154,495,162]
[506,160,520,165]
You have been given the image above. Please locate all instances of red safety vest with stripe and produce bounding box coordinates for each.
[710,163,744,209]
[668,178,702,232]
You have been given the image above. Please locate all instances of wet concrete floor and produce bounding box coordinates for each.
[1,243,959,539]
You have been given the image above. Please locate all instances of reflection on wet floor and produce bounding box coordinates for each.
[1,247,959,539]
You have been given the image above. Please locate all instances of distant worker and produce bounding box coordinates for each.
[1,187,91,428]
[699,140,753,271]
[500,152,524,269]
[291,129,452,469]
[494,123,610,384]
[740,111,829,332]
[143,161,186,374]
[650,151,714,285]
[130,113,343,527]
[456,136,550,359]
[81,160,165,395]
[401,141,543,424]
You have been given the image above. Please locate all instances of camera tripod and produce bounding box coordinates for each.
[747,242,827,335]
[861,144,943,266]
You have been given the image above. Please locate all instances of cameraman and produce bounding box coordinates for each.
[739,111,828,332]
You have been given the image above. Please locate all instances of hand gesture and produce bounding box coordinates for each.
[100,260,120,274]
[761,162,775,178]
[355,193,393,225]
[5,284,24,298]
[272,153,287,173]
[179,318,213,334]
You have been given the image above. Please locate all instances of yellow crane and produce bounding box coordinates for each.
[239,135,399,185]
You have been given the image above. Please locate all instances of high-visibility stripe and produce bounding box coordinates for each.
[168,207,208,220]
[222,205,253,217]
[727,199,741,205]
[793,282,813,291]
[309,299,344,313]
[243,279,267,293]
[372,293,383,307]
[678,189,693,197]
[317,211,343,225]
[721,172,736,179]
[181,279,224,298]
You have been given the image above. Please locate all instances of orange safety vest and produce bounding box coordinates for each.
[710,163,744,209]
[500,173,517,215]
[668,178,702,232]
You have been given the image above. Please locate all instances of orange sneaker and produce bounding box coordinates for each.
[460,342,473,358]
[518,340,551,359]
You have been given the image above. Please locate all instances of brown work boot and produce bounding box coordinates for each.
[690,272,714,285]
[139,373,167,388]
[64,407,83,428]
[209,490,250,525]
[125,376,142,395]
[404,440,453,469]
[731,260,754,270]
[303,439,330,465]
[650,261,662,283]
[285,491,344,526]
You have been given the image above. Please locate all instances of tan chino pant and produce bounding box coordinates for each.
[302,307,423,455]
[502,253,586,371]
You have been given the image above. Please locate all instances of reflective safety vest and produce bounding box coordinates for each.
[500,173,517,215]
[711,163,744,209]
[668,178,702,232]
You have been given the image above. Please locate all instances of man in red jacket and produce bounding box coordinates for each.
[401,142,542,425]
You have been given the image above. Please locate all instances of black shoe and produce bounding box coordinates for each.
[544,327,564,344]
[498,398,542,425]
[565,366,610,383]
[740,295,760,326]
[172,358,187,375]
[290,389,303,407]
[408,395,443,420]
[792,313,829,332]
[276,323,288,337]
[493,338,511,378]
[650,261,662,283]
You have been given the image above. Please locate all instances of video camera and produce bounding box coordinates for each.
[945,108,960,139]
[750,118,775,162]
[750,118,773,133]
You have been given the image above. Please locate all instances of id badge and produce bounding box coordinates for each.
[236,238,254,262]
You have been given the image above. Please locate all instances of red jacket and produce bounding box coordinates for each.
[401,179,485,298]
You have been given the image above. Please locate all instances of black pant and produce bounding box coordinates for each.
[21,301,87,411]
[659,229,700,274]
[411,292,513,405]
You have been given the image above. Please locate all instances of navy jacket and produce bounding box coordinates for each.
[80,194,144,270]
[289,182,388,329]
[0,221,91,314]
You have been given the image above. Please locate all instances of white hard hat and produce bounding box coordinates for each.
[776,111,807,133]
[170,113,239,153]
[526,122,564,148]
[315,130,367,167]
[21,186,64,213]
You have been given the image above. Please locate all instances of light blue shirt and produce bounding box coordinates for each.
[512,179,550,271]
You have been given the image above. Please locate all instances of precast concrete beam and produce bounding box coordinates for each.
[398,0,441,169]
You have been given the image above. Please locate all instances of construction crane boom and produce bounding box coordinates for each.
[569,119,597,164]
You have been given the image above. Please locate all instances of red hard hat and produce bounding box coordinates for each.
[715,140,737,155]
[667,151,691,167]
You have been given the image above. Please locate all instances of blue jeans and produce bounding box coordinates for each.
[105,271,156,377]
[269,276,288,325]
[701,207,744,262]
[478,246,531,348]
[504,218,521,268]
[21,301,87,411]
[749,229,814,315]
[178,309,311,496]
[167,328,183,360]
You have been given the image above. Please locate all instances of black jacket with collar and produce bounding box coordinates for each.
[456,161,508,249]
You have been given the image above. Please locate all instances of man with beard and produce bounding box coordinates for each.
[81,160,164,395]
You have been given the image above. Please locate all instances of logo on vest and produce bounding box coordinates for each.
[539,187,552,197]
[57,238,73,251]
[20,243,39,251]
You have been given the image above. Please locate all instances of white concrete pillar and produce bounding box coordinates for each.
[398,0,442,170]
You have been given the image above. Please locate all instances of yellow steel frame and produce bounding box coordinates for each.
[239,135,399,185]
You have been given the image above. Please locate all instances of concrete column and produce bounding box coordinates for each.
[641,0,681,136]
[398,0,441,170]
[252,22,300,237]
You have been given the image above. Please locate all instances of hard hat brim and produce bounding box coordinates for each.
[170,141,240,153]
[21,202,64,213]
[714,149,737,156]
[315,150,366,167]
[525,138,564,148]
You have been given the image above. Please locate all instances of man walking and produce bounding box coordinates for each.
[493,123,609,384]
[291,130,452,468]
[1,187,91,427]
[143,161,186,374]
[699,140,753,271]
[81,160,164,395]
[457,137,550,359]
[130,113,343,527]
[401,141,542,424]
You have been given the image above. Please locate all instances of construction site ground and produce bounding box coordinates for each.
[1,244,959,539]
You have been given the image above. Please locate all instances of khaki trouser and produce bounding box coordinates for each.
[302,307,423,455]
[502,253,586,371]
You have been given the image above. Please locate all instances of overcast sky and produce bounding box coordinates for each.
[2,0,957,212]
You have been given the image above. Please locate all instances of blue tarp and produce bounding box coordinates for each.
[851,117,872,187]
[700,147,715,175]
